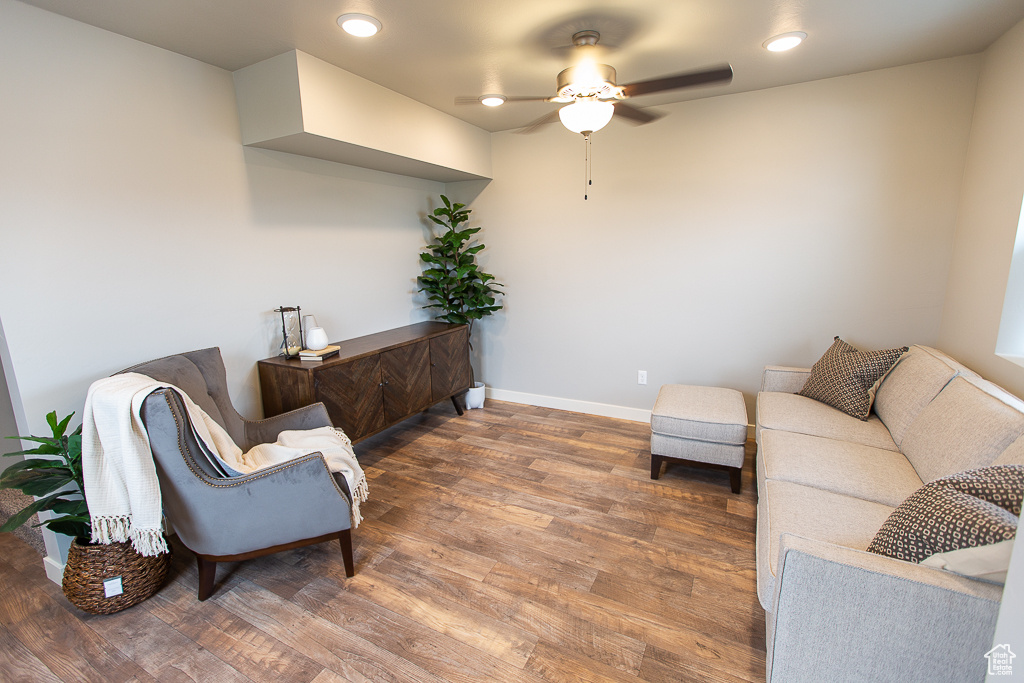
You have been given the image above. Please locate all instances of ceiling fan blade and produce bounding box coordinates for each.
[619,64,733,98]
[515,110,561,134]
[613,102,663,125]
[455,95,553,105]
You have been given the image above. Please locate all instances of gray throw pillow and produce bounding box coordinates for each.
[868,465,1023,564]
[797,336,908,420]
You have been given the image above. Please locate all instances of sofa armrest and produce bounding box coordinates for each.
[760,366,811,394]
[768,534,1001,683]
[245,402,333,447]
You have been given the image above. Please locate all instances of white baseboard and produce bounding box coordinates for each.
[485,387,653,423]
[484,386,757,439]
[43,555,65,584]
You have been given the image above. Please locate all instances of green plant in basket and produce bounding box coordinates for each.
[418,194,504,339]
[1,411,91,541]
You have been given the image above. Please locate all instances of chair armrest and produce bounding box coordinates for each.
[768,534,1001,682]
[245,402,333,447]
[191,454,352,556]
[760,366,811,394]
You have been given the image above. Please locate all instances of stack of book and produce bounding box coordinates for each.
[298,345,340,362]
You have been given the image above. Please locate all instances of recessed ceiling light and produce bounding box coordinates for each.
[337,13,382,37]
[479,95,506,107]
[764,31,807,52]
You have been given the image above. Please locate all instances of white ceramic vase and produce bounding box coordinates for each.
[305,327,329,351]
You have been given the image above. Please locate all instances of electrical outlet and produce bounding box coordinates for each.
[638,370,647,385]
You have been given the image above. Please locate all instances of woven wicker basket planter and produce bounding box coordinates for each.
[62,539,171,614]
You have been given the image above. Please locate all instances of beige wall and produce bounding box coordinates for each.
[468,56,982,417]
[0,1,442,433]
[938,18,1024,398]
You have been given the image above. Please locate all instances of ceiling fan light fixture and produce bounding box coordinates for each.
[479,95,506,107]
[558,99,615,135]
[337,13,382,37]
[764,31,806,52]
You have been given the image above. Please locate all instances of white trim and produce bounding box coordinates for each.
[43,555,64,585]
[483,386,757,439]
[485,387,652,423]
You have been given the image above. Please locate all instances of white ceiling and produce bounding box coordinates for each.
[18,0,1024,133]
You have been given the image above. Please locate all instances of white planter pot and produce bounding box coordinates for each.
[465,382,486,409]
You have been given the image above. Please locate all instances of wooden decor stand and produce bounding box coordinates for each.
[258,322,472,443]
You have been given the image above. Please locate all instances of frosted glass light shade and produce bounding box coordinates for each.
[764,31,806,52]
[480,95,506,107]
[337,14,381,37]
[558,100,614,134]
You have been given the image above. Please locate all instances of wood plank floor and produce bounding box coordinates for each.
[0,399,766,682]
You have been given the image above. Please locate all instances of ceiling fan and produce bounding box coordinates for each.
[457,30,734,136]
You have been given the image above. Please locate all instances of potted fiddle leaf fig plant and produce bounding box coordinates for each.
[418,195,503,408]
[1,411,169,614]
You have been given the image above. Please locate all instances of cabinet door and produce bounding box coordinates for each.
[314,356,385,441]
[429,326,471,402]
[381,340,432,422]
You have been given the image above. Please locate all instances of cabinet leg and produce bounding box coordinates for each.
[451,394,465,416]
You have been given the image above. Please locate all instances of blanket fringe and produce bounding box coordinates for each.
[334,427,368,529]
[91,515,130,545]
[350,474,369,528]
[130,528,170,557]
[90,516,168,556]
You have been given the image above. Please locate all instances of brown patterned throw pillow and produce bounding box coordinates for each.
[797,336,908,420]
[868,465,1023,563]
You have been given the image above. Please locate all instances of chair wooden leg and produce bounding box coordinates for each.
[338,528,355,578]
[196,555,218,601]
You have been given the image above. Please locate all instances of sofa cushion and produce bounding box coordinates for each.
[872,346,969,448]
[756,392,898,452]
[756,481,895,608]
[796,337,907,421]
[759,430,923,506]
[867,466,1023,564]
[901,377,1024,483]
[994,433,1024,466]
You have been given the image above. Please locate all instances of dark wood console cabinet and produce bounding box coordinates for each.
[258,322,471,443]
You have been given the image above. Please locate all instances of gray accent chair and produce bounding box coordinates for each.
[118,348,355,601]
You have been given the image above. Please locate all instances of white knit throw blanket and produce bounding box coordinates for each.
[82,373,368,556]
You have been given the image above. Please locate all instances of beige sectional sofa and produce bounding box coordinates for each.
[756,345,1019,682]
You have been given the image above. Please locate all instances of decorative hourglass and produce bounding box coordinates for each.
[275,306,303,358]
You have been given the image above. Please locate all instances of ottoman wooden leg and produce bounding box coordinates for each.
[730,467,742,494]
[651,454,664,480]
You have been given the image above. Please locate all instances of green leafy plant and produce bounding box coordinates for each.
[1,411,91,541]
[418,195,504,340]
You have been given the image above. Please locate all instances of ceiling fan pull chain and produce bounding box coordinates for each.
[584,133,591,200]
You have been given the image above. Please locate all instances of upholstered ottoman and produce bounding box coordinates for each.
[650,384,748,493]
